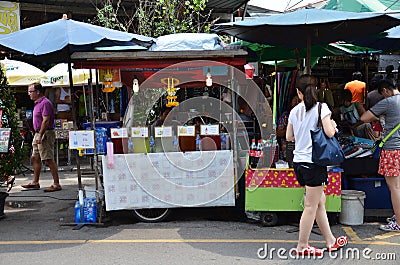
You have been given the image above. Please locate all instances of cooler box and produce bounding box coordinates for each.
[347,177,392,209]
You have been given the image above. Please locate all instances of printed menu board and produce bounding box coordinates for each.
[0,128,11,153]
[69,130,95,149]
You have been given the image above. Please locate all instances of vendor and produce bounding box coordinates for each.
[55,87,72,120]
[317,78,334,111]
[339,90,375,140]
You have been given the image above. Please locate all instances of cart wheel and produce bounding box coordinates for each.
[132,208,171,223]
[260,212,279,227]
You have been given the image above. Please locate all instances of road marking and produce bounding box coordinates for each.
[342,226,361,242]
[373,232,400,240]
[0,239,400,246]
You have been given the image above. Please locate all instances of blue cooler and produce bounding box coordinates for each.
[348,177,393,209]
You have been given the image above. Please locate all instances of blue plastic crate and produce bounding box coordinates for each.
[347,177,392,209]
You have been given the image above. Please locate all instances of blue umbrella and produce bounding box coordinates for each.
[215,9,400,48]
[0,17,154,56]
[0,16,154,190]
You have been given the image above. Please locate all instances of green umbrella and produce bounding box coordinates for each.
[230,40,380,62]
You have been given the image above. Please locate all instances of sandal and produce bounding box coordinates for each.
[294,245,324,257]
[44,185,62,192]
[21,183,40,189]
[7,176,15,192]
[328,236,348,252]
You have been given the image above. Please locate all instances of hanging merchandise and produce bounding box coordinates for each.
[99,69,121,93]
[163,77,180,107]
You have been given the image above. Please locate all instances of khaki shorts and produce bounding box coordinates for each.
[32,130,55,161]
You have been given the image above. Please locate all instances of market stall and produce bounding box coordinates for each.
[71,32,281,221]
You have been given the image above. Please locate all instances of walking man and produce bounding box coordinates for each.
[22,83,61,192]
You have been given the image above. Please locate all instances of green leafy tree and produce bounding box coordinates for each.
[0,67,24,182]
[94,0,217,37]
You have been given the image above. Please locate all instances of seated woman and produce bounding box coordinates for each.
[339,90,375,140]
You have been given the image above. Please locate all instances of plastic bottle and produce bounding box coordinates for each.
[106,140,114,168]
[74,201,81,223]
[250,139,257,168]
[195,133,201,151]
[221,133,227,150]
[225,134,230,150]
[173,135,179,152]
[128,137,134,153]
[149,135,155,153]
[257,139,264,167]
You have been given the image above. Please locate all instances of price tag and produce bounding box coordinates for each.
[131,127,148,137]
[155,126,172,137]
[111,128,128,138]
[177,126,195,136]
[200,125,219,135]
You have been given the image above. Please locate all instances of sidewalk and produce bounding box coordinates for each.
[1,167,98,229]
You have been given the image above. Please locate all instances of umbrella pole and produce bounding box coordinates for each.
[306,35,311,74]
[364,51,369,106]
[273,60,278,127]
[67,60,82,190]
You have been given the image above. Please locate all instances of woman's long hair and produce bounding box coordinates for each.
[296,74,318,112]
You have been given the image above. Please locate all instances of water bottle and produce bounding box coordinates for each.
[195,133,201,151]
[221,133,227,150]
[128,137,134,153]
[74,201,81,223]
[225,134,230,150]
[250,139,257,168]
[173,135,179,152]
[149,135,155,153]
[257,139,264,167]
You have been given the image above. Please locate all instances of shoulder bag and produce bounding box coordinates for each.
[371,122,400,159]
[311,103,345,166]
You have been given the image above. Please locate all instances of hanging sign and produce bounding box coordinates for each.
[69,130,95,149]
[177,126,195,136]
[0,128,11,153]
[131,127,148,138]
[155,126,172,137]
[200,125,219,136]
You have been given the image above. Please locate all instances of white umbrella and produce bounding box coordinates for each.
[0,58,45,86]
[41,63,96,87]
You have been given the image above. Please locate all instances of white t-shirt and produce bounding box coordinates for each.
[288,102,331,163]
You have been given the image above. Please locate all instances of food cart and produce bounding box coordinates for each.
[245,167,342,226]
[71,45,277,222]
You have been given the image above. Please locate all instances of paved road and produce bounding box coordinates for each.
[0,171,399,265]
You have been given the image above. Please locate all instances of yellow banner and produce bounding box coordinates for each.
[0,1,19,35]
